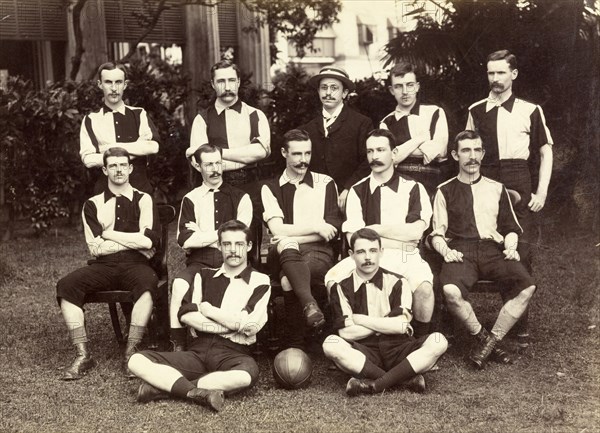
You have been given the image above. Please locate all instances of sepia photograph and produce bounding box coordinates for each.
[0,0,598,432]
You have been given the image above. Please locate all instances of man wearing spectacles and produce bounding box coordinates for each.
[300,66,373,211]
[380,62,449,196]
[80,62,160,195]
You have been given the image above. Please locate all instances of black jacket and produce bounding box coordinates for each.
[301,105,373,191]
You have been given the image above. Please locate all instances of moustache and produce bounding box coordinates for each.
[466,161,480,166]
[209,172,222,178]
[222,91,236,97]
[362,261,374,267]
[369,160,385,167]
[294,163,309,169]
[227,255,241,259]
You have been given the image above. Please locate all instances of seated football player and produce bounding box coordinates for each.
[324,129,435,339]
[170,144,252,351]
[261,129,342,349]
[128,220,271,411]
[322,228,447,396]
[56,147,159,379]
[430,130,536,369]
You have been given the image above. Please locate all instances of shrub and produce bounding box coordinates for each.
[0,77,85,235]
[0,59,189,235]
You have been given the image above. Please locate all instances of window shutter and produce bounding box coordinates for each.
[104,0,184,44]
[217,0,238,49]
[0,0,67,41]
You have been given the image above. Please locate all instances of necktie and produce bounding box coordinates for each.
[323,114,337,137]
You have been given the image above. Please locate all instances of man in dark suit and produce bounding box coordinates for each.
[300,66,373,210]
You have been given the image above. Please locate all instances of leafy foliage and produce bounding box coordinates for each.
[384,0,599,230]
[0,77,85,235]
[0,59,188,234]
[243,0,342,61]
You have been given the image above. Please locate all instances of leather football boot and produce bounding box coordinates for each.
[404,374,426,393]
[468,328,498,370]
[516,333,530,352]
[303,302,325,329]
[345,378,376,397]
[187,388,225,412]
[137,382,170,403]
[61,342,96,380]
[490,345,514,365]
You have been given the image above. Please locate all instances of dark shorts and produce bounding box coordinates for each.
[268,242,334,287]
[139,334,259,386]
[56,259,158,308]
[440,240,535,300]
[482,159,532,221]
[352,333,429,372]
[482,159,535,265]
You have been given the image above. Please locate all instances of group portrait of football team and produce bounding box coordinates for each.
[55,47,553,411]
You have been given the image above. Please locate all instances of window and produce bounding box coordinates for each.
[288,37,335,58]
[358,24,376,45]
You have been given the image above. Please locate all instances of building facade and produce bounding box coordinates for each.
[0,0,269,88]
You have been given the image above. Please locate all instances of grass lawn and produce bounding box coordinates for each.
[0,222,598,433]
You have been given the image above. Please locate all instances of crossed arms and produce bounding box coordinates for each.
[80,110,159,168]
[177,278,271,338]
[338,313,413,341]
[83,194,157,257]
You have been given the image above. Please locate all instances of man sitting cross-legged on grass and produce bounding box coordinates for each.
[323,228,447,396]
[261,129,342,349]
[170,144,252,351]
[430,130,536,370]
[128,220,271,412]
[56,147,160,380]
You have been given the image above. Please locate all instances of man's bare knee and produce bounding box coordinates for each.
[414,282,434,300]
[322,335,345,359]
[128,352,148,372]
[443,284,463,305]
[517,285,536,303]
[424,332,448,357]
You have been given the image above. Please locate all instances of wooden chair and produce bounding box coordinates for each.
[83,204,177,346]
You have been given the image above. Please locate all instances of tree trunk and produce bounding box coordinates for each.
[66,0,108,81]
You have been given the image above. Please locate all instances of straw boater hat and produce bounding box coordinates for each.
[308,66,355,92]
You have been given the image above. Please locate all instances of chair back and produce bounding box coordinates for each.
[149,205,177,281]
